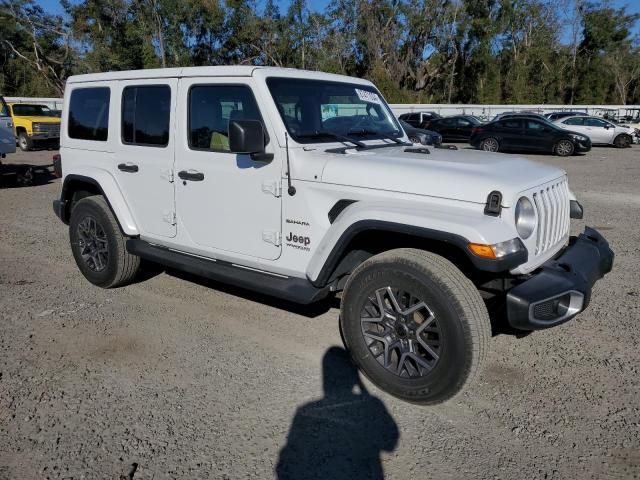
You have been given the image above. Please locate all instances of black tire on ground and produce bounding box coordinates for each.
[17,132,32,152]
[409,136,420,144]
[554,139,574,157]
[340,248,491,405]
[69,196,140,288]
[613,134,631,148]
[480,137,499,152]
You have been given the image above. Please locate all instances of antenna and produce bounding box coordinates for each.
[285,132,296,196]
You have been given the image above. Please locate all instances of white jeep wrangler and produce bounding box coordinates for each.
[53,67,613,404]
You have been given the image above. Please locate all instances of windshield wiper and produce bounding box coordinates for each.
[348,128,411,146]
[297,131,366,149]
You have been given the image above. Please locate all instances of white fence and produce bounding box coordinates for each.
[389,104,640,121]
[5,96,640,121]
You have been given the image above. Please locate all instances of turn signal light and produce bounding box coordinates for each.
[468,238,524,260]
[468,243,496,259]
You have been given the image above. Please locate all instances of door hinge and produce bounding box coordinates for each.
[262,230,281,247]
[163,211,176,225]
[161,169,174,183]
[262,180,282,198]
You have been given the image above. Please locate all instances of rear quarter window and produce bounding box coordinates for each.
[68,87,110,141]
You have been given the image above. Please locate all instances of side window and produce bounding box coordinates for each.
[585,118,607,127]
[457,118,471,127]
[0,98,8,117]
[189,85,264,151]
[441,118,455,127]
[122,85,171,147]
[68,87,110,141]
[501,119,522,129]
[526,120,544,130]
[563,117,584,126]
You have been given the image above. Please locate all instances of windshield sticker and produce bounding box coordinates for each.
[355,88,381,105]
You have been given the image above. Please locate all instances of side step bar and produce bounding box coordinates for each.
[126,239,330,305]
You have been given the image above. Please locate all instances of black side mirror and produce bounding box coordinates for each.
[604,124,610,129]
[229,120,272,162]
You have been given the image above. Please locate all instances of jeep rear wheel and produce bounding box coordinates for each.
[69,196,140,288]
[18,132,32,152]
[340,248,490,404]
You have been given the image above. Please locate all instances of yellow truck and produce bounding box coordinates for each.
[8,103,61,151]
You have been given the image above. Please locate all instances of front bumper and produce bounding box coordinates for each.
[506,227,613,330]
[574,139,592,152]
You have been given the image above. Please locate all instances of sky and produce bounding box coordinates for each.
[36,0,640,38]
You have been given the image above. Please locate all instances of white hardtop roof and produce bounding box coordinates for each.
[66,66,374,86]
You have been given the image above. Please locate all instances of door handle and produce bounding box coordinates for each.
[118,163,139,173]
[178,170,205,181]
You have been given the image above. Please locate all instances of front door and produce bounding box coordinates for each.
[0,97,16,155]
[584,117,614,144]
[524,119,551,151]
[114,79,178,238]
[174,78,282,260]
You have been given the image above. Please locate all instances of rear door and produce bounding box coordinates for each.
[113,79,178,238]
[436,118,457,140]
[497,119,524,149]
[0,97,16,155]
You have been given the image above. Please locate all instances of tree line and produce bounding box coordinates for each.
[1,0,639,105]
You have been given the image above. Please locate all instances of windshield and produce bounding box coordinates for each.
[11,104,52,116]
[266,77,402,144]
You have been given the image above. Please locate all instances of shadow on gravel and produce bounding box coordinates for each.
[276,347,399,480]
[155,267,340,318]
[0,163,56,188]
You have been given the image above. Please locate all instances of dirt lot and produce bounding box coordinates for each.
[1,145,639,479]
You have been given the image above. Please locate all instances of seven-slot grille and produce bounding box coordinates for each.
[531,178,570,255]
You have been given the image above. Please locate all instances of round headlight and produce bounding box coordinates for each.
[515,196,536,239]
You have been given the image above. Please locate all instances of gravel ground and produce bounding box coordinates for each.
[0,145,639,480]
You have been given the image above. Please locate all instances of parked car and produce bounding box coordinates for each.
[8,103,61,151]
[425,115,481,142]
[399,119,442,146]
[53,66,613,404]
[554,116,636,148]
[492,112,548,122]
[398,111,441,129]
[470,116,591,156]
[0,96,16,157]
[545,111,588,122]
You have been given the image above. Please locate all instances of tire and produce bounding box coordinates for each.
[480,137,499,152]
[340,248,491,404]
[69,196,140,288]
[614,134,631,148]
[554,139,574,157]
[18,132,32,152]
[409,136,420,144]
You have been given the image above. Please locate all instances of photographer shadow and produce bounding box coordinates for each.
[276,346,399,480]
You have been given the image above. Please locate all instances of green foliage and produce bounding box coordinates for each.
[0,0,639,104]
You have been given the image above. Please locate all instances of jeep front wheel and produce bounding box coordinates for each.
[340,248,490,404]
[69,196,140,288]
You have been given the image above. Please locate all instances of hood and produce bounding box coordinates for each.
[17,116,60,123]
[319,146,564,207]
